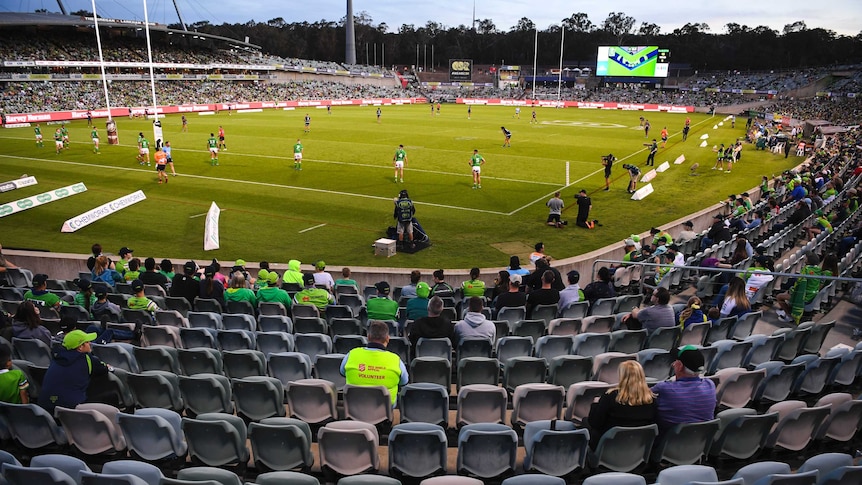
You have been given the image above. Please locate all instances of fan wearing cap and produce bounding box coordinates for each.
[170,261,201,306]
[256,271,292,308]
[199,265,226,309]
[127,279,158,318]
[38,329,113,414]
[231,259,251,285]
[73,278,97,318]
[700,213,732,250]
[557,270,584,312]
[494,273,527,317]
[650,345,716,432]
[312,261,336,291]
[649,227,673,251]
[115,247,134,276]
[294,272,334,312]
[405,282,431,321]
[91,285,122,322]
[23,274,67,310]
[366,281,398,322]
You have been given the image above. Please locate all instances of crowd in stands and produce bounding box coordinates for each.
[683,69,828,92]
[757,97,862,126]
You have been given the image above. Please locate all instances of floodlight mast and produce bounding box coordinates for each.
[90,0,112,120]
[172,0,189,31]
[345,0,357,64]
[56,0,68,15]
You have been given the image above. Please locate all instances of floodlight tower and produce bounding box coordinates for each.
[345,0,357,64]
[172,0,189,31]
[55,0,68,15]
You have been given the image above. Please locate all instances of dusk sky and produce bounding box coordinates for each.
[13,1,861,37]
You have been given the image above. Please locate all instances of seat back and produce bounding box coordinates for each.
[399,383,449,428]
[317,421,380,476]
[388,422,448,480]
[247,418,313,472]
[232,376,287,421]
[178,373,234,415]
[116,409,188,462]
[651,419,720,466]
[55,404,126,455]
[589,424,659,473]
[285,379,338,425]
[456,384,508,426]
[456,423,518,479]
[181,413,249,468]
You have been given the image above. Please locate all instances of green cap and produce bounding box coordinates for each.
[315,261,326,270]
[63,329,97,350]
[267,271,279,284]
[258,269,270,281]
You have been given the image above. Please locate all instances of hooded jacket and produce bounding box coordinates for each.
[11,321,53,347]
[38,346,109,413]
[282,260,304,285]
[454,311,496,344]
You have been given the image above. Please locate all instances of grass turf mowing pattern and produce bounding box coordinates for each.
[0,105,803,268]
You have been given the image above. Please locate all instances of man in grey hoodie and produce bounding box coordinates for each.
[454,296,496,344]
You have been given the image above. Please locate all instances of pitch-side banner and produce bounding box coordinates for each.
[61,190,146,233]
[204,202,221,251]
[0,182,86,218]
[0,175,37,193]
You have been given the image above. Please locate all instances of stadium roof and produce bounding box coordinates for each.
[0,12,260,51]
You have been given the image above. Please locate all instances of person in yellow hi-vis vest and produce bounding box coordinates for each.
[340,320,408,407]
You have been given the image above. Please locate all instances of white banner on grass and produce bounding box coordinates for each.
[631,183,654,201]
[674,155,686,165]
[656,161,671,173]
[204,202,221,251]
[641,169,658,183]
[0,175,38,193]
[61,190,146,232]
[0,182,86,218]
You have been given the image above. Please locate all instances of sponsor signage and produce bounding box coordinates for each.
[0,182,86,218]
[204,202,221,251]
[61,190,146,232]
[449,59,473,82]
[0,176,37,193]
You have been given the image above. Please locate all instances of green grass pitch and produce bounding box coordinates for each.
[0,104,803,268]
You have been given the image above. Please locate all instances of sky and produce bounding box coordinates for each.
[11,0,862,37]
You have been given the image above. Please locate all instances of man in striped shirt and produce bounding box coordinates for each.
[651,345,716,432]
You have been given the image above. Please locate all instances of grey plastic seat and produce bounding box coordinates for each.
[317,420,380,478]
[388,422,448,480]
[258,315,293,333]
[343,384,393,426]
[127,370,184,411]
[502,356,547,392]
[522,419,589,477]
[399,383,449,428]
[268,352,313,385]
[177,347,222,375]
[592,352,636,385]
[456,384,508,427]
[651,419,720,465]
[116,408,188,462]
[644,326,681,351]
[312,353,347,390]
[232,376,287,421]
[91,343,141,373]
[155,309,188,327]
[534,335,574,362]
[742,335,784,367]
[559,301,589,319]
[708,408,778,460]
[29,454,91,484]
[294,317,327,334]
[0,402,67,450]
[749,470,817,485]
[176,467,241,485]
[179,328,218,350]
[501,477,565,485]
[679,322,710,347]
[188,311,223,330]
[547,317,580,336]
[2,464,78,485]
[790,355,840,395]
[547,354,592,387]
[826,349,862,386]
[753,361,805,403]
[223,349,267,379]
[731,461,791,485]
[706,317,736,345]
[581,315,615,334]
[217,329,256,351]
[79,470,150,485]
[55,403,126,456]
[773,326,811,362]
[294,333,333,362]
[709,340,753,374]
[222,312,256,331]
[800,320,835,355]
[329,318,362,336]
[181,413,250,469]
[587,424,659,473]
[100,460,164,485]
[410,356,451,388]
[564,381,613,424]
[495,336,534,363]
[764,401,831,452]
[581,472,646,485]
[655,464,719,485]
[819,465,862,485]
[510,383,565,430]
[134,345,181,373]
[11,337,52,367]
[256,471,319,485]
[608,329,647,354]
[178,373,234,415]
[714,368,766,409]
[337,476,399,485]
[457,337,494,361]
[589,297,616,316]
[636,348,674,382]
[456,423,518,480]
[511,319,546,343]
[256,332,295,357]
[333,335,366,354]
[285,379,338,426]
[572,332,611,357]
[497,306,527,326]
[248,417,314,472]
[797,452,853,482]
[814,395,862,442]
[457,357,500,389]
[415,337,453,361]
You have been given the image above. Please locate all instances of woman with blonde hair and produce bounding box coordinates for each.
[678,296,707,329]
[90,255,123,287]
[720,276,751,318]
[586,360,657,448]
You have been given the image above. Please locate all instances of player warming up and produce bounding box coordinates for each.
[293,139,303,170]
[154,147,168,184]
[376,107,382,123]
[34,124,43,147]
[602,153,615,191]
[393,144,407,183]
[304,114,311,133]
[53,128,63,154]
[164,141,177,176]
[660,127,668,148]
[531,109,538,124]
[470,149,485,189]
[207,133,219,166]
[218,126,226,150]
[501,126,512,147]
[138,133,151,166]
[91,126,100,154]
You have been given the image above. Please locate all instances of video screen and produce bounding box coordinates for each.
[596,46,669,78]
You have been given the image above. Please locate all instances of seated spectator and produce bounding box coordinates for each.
[622,287,675,332]
[408,295,455,350]
[526,270,560,317]
[199,265,226,309]
[366,281,398,322]
[256,271,292,308]
[124,257,142,282]
[586,360,657,448]
[494,273,527,316]
[583,267,615,305]
[91,286,122,322]
[341,320,408,408]
[312,261,335,291]
[294,272,335,312]
[677,296,707,329]
[461,267,486,298]
[158,259,175,281]
[405,282,431,321]
[558,270,584,312]
[127,279,158,319]
[718,277,751,318]
[91,255,124,288]
[0,346,29,404]
[138,257,170,288]
[335,267,359,290]
[431,269,455,297]
[224,273,257,308]
[24,273,67,311]
[776,253,823,323]
[12,300,53,347]
[675,221,696,243]
[528,257,564,292]
[281,259,304,289]
[209,259,228,288]
[170,261,200,305]
[400,270,421,299]
[651,346,716,433]
[491,270,510,303]
[73,278,96,319]
[454,297,495,344]
[506,255,530,277]
[38,329,113,414]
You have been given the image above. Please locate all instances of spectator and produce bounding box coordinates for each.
[334,267,359,290]
[256,271,292,309]
[138,257,170,288]
[158,259,175,281]
[677,296,707,329]
[494,273,527,316]
[454,297,495,344]
[776,253,823,323]
[558,270,584,312]
[73,278,96,319]
[281,259,304,289]
[115,247,134,276]
[294,272,335,313]
[91,255,124,288]
[719,277,751,318]
[0,243,19,275]
[0,346,29,404]
[366,281,398,322]
[123,258,142,282]
[431,269,455,298]
[506,255,530,277]
[586,360,657,448]
[38,329,113,414]
[408,295,455,350]
[651,345,716,432]
[340,320,408,407]
[400,270,422,299]
[461,267,486,298]
[529,242,548,266]
[676,221,697,243]
[491,270,510,304]
[224,272,257,308]
[11,300,53,347]
[405,282,431,321]
[312,260,335,291]
[85,243,102,272]
[526,270,561,317]
[623,287,675,332]
[199,265,226,309]
[127,279,158,320]
[170,261,200,306]
[24,273,67,311]
[91,286,122,322]
[582,267,615,305]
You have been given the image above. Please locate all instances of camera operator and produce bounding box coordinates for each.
[623,164,641,194]
[394,190,416,249]
[602,153,615,191]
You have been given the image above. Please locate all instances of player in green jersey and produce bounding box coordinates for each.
[207,133,219,166]
[53,129,63,154]
[393,144,407,183]
[470,149,485,189]
[91,127,100,154]
[139,136,151,166]
[34,124,43,147]
[293,139,303,170]
[60,123,69,147]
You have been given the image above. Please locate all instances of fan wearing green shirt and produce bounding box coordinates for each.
[24,274,67,311]
[294,272,334,312]
[207,133,219,166]
[366,281,398,322]
[256,271,292,309]
[461,267,486,298]
[293,139,303,170]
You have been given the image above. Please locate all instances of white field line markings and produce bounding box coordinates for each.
[298,223,327,233]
